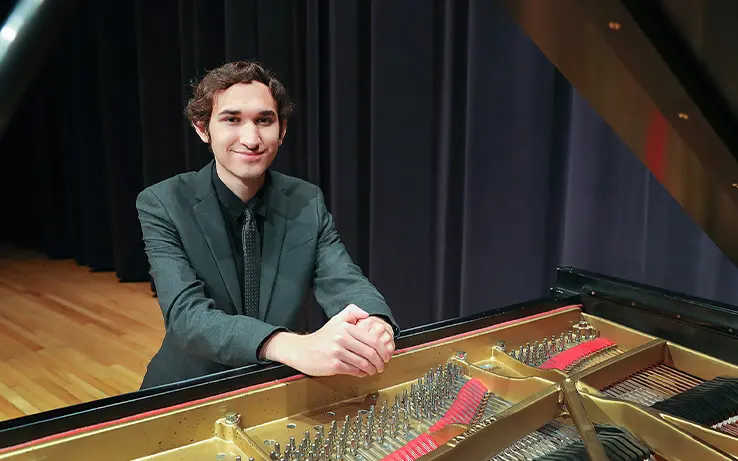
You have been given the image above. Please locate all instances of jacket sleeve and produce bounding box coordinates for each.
[136,188,285,366]
[311,189,400,336]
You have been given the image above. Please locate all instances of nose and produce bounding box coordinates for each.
[239,123,260,150]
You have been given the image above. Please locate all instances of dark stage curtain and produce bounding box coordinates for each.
[2,0,737,332]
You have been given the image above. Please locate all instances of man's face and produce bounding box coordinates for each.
[195,81,285,183]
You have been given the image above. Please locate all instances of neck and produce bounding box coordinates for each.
[215,162,265,203]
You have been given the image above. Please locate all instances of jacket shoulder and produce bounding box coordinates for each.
[137,171,199,206]
[269,170,323,200]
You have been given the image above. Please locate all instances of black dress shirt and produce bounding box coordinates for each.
[212,166,268,303]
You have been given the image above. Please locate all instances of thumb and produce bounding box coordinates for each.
[335,304,369,324]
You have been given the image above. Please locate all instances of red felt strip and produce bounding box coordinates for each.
[539,337,615,371]
[429,379,488,431]
[382,433,438,461]
[382,379,489,461]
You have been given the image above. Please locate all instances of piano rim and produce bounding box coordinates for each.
[0,295,572,450]
[0,266,737,453]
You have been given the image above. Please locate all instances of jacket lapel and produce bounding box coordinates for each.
[193,162,243,314]
[259,172,288,320]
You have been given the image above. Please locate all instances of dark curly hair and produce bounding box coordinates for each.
[184,61,294,134]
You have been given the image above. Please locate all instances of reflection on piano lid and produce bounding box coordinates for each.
[501,0,738,269]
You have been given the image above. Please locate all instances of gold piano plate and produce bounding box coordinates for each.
[579,392,737,461]
[473,308,657,379]
[1,304,737,460]
[572,338,738,457]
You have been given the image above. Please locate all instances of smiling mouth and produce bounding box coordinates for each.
[233,151,264,156]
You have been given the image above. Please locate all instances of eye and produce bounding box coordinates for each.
[224,117,240,124]
[257,117,274,125]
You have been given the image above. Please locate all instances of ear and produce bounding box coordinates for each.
[192,121,210,144]
[279,120,288,145]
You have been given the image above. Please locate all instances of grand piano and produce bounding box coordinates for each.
[2,1,738,460]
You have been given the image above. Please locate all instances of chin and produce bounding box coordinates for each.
[231,166,267,180]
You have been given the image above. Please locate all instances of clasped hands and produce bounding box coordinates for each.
[261,304,395,378]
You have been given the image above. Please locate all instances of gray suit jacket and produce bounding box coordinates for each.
[136,160,398,388]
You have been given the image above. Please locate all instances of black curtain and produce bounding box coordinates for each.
[2,0,737,332]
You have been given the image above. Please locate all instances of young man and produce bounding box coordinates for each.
[136,61,398,389]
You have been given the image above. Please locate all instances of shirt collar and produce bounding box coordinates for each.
[212,166,268,220]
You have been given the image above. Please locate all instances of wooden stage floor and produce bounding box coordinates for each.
[0,245,164,422]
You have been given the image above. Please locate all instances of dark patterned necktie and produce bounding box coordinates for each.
[241,207,260,318]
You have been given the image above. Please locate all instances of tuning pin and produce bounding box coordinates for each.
[573,320,587,341]
[528,342,534,364]
[368,406,375,432]
[328,423,337,453]
[542,338,549,359]
[336,442,343,460]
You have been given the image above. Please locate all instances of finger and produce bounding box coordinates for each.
[347,324,391,365]
[342,329,385,373]
[334,359,366,378]
[369,322,386,335]
[382,332,396,356]
[369,323,394,357]
[367,316,394,336]
[373,325,395,358]
[336,304,369,324]
[337,347,378,376]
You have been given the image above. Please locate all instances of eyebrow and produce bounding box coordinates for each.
[216,109,277,117]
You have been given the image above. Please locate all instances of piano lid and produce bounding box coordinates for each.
[501,0,738,269]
